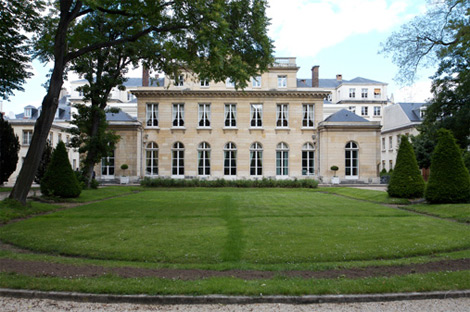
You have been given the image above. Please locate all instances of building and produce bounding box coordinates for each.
[297,66,390,123]
[6,93,79,185]
[381,102,428,171]
[95,58,382,184]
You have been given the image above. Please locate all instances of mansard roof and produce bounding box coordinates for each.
[398,102,429,122]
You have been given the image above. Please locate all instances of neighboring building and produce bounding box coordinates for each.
[95,57,382,184]
[6,93,79,185]
[381,102,428,171]
[297,66,390,123]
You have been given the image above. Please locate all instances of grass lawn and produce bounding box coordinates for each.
[404,203,470,223]
[1,186,469,295]
[316,187,410,205]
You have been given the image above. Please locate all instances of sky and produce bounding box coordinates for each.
[2,0,436,116]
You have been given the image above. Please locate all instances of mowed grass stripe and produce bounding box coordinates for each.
[0,189,469,265]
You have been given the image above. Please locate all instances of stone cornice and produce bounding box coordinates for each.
[131,89,330,99]
[318,121,382,131]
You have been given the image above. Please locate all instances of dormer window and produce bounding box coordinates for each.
[226,78,235,88]
[24,108,32,118]
[55,109,60,119]
[175,75,184,87]
[420,107,426,118]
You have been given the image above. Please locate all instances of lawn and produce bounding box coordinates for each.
[1,187,470,295]
[1,188,469,265]
[404,203,470,223]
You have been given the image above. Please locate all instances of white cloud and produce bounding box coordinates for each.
[394,80,432,103]
[267,0,410,56]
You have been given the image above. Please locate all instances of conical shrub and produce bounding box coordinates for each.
[40,141,81,198]
[387,135,425,198]
[425,129,470,203]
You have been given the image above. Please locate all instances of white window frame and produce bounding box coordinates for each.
[302,104,314,128]
[224,142,237,176]
[172,142,185,176]
[276,142,289,176]
[198,142,211,176]
[172,103,185,127]
[224,103,237,127]
[250,142,263,176]
[277,75,287,88]
[252,76,262,88]
[101,150,115,178]
[302,143,315,176]
[374,88,381,99]
[23,130,33,145]
[146,103,159,127]
[276,104,289,128]
[374,106,381,116]
[200,79,210,87]
[361,106,369,116]
[345,141,358,179]
[349,88,356,98]
[361,88,368,98]
[175,75,184,87]
[250,104,263,128]
[145,142,159,176]
[226,78,235,88]
[198,103,211,128]
[24,108,32,118]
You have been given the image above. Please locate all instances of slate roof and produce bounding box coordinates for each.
[106,110,136,122]
[72,77,165,88]
[15,96,71,120]
[297,77,386,88]
[324,109,370,123]
[398,102,429,122]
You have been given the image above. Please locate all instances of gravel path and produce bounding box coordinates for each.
[1,297,470,311]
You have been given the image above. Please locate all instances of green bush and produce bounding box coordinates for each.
[380,168,388,177]
[40,141,81,198]
[425,129,470,204]
[387,136,425,199]
[140,177,319,189]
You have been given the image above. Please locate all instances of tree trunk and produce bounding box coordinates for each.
[9,3,73,205]
[83,107,102,187]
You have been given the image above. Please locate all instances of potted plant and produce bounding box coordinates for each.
[330,165,340,184]
[120,164,129,184]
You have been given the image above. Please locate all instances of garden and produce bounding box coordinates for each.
[0,186,469,295]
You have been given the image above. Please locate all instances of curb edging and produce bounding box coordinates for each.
[1,288,469,305]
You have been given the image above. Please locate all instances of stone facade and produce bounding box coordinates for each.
[96,58,383,184]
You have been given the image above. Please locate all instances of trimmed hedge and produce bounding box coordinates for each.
[40,141,82,198]
[425,129,470,204]
[387,135,425,198]
[141,177,319,188]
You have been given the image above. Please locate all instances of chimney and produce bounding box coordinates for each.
[336,74,342,81]
[311,65,319,87]
[142,66,149,87]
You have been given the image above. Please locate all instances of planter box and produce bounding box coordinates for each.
[331,176,340,184]
[120,176,129,184]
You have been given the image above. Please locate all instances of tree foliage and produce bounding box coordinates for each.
[10,0,274,204]
[425,129,470,204]
[0,0,45,100]
[411,130,436,169]
[0,115,20,185]
[380,0,467,84]
[40,141,81,198]
[34,140,53,184]
[387,136,425,199]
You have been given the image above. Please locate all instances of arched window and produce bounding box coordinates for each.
[224,142,237,176]
[345,141,358,178]
[146,142,158,176]
[276,142,289,176]
[302,143,315,176]
[198,142,211,176]
[172,142,185,176]
[250,142,263,176]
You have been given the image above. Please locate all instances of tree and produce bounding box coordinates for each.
[411,130,436,169]
[0,115,20,185]
[0,0,45,100]
[40,141,81,198]
[34,140,53,184]
[10,0,273,204]
[387,136,425,199]
[381,0,470,150]
[425,129,470,204]
[69,104,120,186]
[380,0,467,84]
